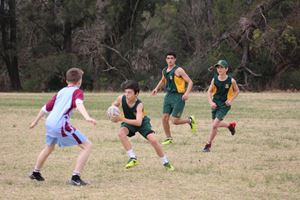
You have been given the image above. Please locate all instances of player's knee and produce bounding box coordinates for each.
[148,137,159,146]
[84,140,92,151]
[118,131,127,139]
[162,114,169,122]
[212,123,219,129]
[151,140,159,147]
[87,141,92,150]
[46,145,55,153]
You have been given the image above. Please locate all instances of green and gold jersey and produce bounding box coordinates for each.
[121,95,145,120]
[211,75,234,106]
[163,66,186,93]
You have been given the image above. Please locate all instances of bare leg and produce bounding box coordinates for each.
[73,140,92,174]
[207,119,222,144]
[217,121,229,128]
[171,116,190,125]
[118,128,137,169]
[147,133,164,157]
[118,127,132,151]
[162,113,171,138]
[34,144,55,170]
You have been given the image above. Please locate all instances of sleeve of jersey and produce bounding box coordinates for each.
[45,94,57,112]
[72,89,84,108]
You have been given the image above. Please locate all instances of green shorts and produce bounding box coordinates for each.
[212,105,231,120]
[163,93,185,118]
[121,116,154,139]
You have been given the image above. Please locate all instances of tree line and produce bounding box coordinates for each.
[0,0,299,91]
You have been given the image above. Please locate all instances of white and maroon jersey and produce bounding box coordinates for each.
[43,86,84,137]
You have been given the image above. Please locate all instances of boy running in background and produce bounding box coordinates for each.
[29,68,96,186]
[202,60,240,152]
[151,52,196,145]
[111,80,174,171]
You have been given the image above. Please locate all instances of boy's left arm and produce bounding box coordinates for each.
[177,68,193,101]
[226,78,240,106]
[76,101,97,125]
[113,103,143,127]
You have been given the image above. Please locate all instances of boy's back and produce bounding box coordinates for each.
[29,67,96,186]
[45,86,83,137]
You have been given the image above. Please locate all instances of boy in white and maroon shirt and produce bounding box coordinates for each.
[29,68,96,186]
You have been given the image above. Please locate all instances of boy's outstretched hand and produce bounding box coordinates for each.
[151,88,158,96]
[86,117,97,125]
[29,120,38,129]
[29,108,46,129]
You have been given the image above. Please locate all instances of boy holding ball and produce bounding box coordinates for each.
[111,80,174,171]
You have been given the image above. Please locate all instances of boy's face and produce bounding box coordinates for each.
[216,65,228,75]
[166,55,176,66]
[124,89,138,101]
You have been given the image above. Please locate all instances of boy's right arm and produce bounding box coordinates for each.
[30,94,57,129]
[29,106,47,129]
[207,79,217,109]
[112,95,122,107]
[151,71,165,96]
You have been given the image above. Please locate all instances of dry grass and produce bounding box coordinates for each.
[0,92,299,200]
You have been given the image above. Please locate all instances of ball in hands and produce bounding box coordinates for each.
[106,105,120,123]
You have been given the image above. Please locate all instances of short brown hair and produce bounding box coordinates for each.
[165,52,176,58]
[66,68,84,83]
[121,80,140,94]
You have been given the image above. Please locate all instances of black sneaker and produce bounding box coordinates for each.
[202,143,211,152]
[29,172,45,181]
[69,175,88,186]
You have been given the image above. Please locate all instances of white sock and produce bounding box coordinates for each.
[33,168,40,173]
[160,155,169,164]
[127,149,136,158]
[72,171,80,176]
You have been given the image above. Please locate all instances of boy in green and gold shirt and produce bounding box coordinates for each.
[111,80,174,171]
[202,60,240,152]
[151,52,197,145]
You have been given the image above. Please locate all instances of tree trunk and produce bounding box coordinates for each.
[205,0,214,31]
[0,0,22,90]
[63,20,72,53]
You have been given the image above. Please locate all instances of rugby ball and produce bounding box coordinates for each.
[106,105,120,122]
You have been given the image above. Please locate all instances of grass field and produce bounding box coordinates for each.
[0,92,299,200]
